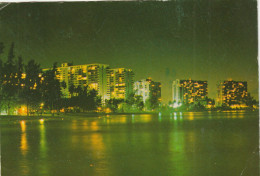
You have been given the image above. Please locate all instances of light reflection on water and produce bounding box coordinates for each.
[20,121,28,156]
[1,112,259,176]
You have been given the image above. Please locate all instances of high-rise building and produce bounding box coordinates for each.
[86,64,109,101]
[172,79,208,106]
[134,78,162,103]
[107,68,134,99]
[217,80,248,107]
[43,63,109,101]
[172,79,182,107]
[134,79,150,103]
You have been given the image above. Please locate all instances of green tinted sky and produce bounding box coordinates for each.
[0,1,258,102]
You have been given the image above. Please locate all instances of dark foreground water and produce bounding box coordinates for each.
[1,112,259,176]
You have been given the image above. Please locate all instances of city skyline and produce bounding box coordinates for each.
[42,61,257,105]
[0,1,258,102]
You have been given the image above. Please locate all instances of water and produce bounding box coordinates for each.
[1,112,259,176]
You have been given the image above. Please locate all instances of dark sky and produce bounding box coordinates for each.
[0,1,258,103]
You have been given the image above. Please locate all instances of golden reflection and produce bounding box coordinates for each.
[233,112,245,119]
[19,160,30,176]
[38,120,49,175]
[71,120,78,130]
[83,120,88,126]
[20,120,26,132]
[20,121,28,156]
[90,121,99,131]
[237,114,245,118]
[89,133,104,152]
[21,133,28,156]
[82,120,89,130]
[226,112,231,118]
[105,115,154,124]
[118,116,127,123]
[39,120,47,156]
[137,114,152,123]
[106,116,127,124]
[187,112,194,121]
[39,119,44,125]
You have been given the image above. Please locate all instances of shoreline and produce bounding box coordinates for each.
[0,110,258,120]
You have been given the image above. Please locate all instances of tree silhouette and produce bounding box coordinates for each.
[42,62,62,115]
[20,60,41,116]
[1,43,17,114]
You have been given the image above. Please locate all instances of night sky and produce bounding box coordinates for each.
[0,1,258,103]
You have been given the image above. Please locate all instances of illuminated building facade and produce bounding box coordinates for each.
[134,78,162,103]
[172,79,208,106]
[107,68,134,99]
[172,79,182,107]
[217,80,248,107]
[43,63,109,101]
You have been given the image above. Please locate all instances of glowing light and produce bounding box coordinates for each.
[179,112,183,120]
[0,110,7,115]
[105,108,112,113]
[20,120,26,132]
[20,133,28,155]
[131,114,135,123]
[19,106,28,115]
[172,102,182,108]
[71,120,78,130]
[174,112,177,120]
[91,121,99,131]
[39,121,47,158]
[20,121,28,155]
[158,112,162,122]
[188,112,194,120]
[39,119,44,125]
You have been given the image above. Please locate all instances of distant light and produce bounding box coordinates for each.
[39,119,44,125]
[105,108,111,113]
[0,110,7,115]
[180,112,183,120]
[171,103,182,108]
[174,112,177,120]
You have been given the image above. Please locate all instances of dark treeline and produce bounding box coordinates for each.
[0,42,101,115]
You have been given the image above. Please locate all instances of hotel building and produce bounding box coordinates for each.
[172,79,208,106]
[107,68,134,99]
[134,78,162,103]
[43,63,134,101]
[217,80,248,107]
[43,63,109,101]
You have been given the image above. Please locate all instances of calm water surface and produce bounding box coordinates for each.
[1,112,259,176]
